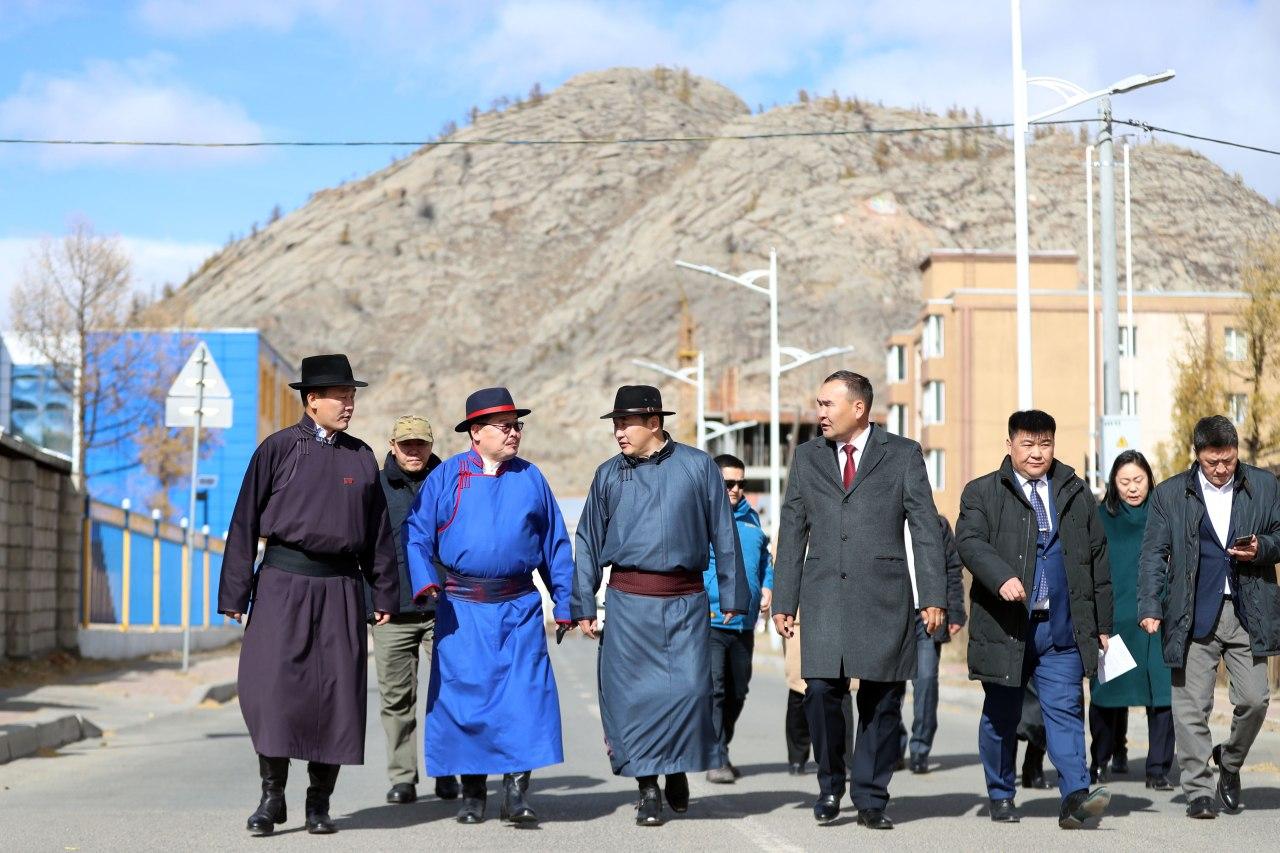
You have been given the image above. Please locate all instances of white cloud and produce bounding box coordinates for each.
[0,235,217,326]
[128,1,1280,200]
[815,0,1280,201]
[0,54,265,168]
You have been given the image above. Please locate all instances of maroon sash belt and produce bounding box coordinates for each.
[608,568,704,597]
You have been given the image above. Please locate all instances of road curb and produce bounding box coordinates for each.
[0,714,103,765]
[190,679,238,706]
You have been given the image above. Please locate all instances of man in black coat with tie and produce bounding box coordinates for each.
[773,371,947,830]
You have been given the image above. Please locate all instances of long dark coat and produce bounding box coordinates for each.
[773,425,947,682]
[956,457,1112,686]
[1090,501,1171,707]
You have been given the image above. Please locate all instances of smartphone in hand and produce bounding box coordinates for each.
[1232,534,1253,550]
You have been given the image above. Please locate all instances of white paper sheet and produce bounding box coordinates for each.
[1096,634,1138,684]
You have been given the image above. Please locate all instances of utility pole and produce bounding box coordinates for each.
[1098,96,1120,416]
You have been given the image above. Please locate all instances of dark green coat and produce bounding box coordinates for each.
[956,457,1112,686]
[1089,501,1171,708]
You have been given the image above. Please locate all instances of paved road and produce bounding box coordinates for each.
[5,634,1280,851]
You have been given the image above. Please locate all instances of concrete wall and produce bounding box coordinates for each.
[0,432,81,659]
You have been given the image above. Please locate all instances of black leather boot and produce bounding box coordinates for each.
[457,774,487,824]
[246,755,289,836]
[664,772,689,813]
[500,771,538,824]
[304,762,340,834]
[636,776,664,826]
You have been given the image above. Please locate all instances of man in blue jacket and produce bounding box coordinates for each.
[704,454,774,784]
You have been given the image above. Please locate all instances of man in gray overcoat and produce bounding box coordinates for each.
[773,371,946,830]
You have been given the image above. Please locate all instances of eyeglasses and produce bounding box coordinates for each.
[723,479,746,490]
[481,420,525,435]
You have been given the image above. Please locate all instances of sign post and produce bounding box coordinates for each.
[165,342,232,671]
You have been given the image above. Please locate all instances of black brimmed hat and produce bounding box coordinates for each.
[600,385,676,419]
[288,354,368,390]
[454,387,532,433]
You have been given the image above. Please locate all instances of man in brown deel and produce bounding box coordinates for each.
[219,354,400,836]
[372,415,460,805]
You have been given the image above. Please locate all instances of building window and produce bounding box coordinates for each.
[1118,325,1138,357]
[1228,393,1248,426]
[1120,391,1139,415]
[926,449,945,491]
[922,381,945,425]
[887,404,907,436]
[922,315,944,359]
[1225,328,1247,362]
[886,345,906,383]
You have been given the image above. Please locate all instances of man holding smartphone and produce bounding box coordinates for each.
[1138,415,1280,819]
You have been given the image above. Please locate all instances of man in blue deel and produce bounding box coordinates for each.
[404,387,575,827]
[704,453,773,784]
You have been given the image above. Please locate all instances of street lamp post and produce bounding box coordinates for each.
[675,251,853,536]
[1010,0,1172,409]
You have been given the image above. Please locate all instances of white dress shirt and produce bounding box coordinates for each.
[1199,470,1235,594]
[1014,470,1053,610]
[835,425,871,479]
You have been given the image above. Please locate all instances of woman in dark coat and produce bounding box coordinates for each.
[1088,450,1174,790]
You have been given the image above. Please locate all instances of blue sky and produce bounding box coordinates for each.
[2,1,1277,316]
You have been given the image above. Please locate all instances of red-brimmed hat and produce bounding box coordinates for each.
[454,387,532,433]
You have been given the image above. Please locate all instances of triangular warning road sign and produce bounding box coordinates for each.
[167,341,232,401]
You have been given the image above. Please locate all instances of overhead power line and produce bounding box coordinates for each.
[0,117,1273,157]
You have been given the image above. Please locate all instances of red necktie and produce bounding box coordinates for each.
[843,444,857,489]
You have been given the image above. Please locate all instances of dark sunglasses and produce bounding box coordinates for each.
[723,479,747,490]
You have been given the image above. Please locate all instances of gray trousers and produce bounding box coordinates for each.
[371,615,435,785]
[1172,604,1271,800]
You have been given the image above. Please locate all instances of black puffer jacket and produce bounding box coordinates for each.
[956,457,1112,685]
[1137,462,1280,668]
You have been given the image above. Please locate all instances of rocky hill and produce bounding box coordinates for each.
[156,67,1280,493]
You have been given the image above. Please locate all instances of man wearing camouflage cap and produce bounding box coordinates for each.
[371,415,459,805]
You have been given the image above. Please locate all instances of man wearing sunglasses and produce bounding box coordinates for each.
[703,454,774,784]
[404,387,575,827]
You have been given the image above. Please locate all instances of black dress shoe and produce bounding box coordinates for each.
[636,783,664,826]
[434,776,460,800]
[857,808,894,829]
[456,775,486,824]
[1145,775,1174,791]
[990,798,1020,823]
[305,813,336,834]
[788,761,806,776]
[500,771,538,825]
[813,794,840,824]
[1111,754,1129,775]
[386,783,416,804]
[1186,796,1218,819]
[664,773,689,813]
[1089,763,1111,784]
[1213,745,1243,813]
[909,754,929,774]
[1058,787,1110,829]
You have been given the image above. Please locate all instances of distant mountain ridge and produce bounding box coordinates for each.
[154,67,1280,493]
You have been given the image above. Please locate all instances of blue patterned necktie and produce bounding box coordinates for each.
[1029,479,1051,603]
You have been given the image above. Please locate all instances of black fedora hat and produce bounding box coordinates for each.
[288,353,368,390]
[600,385,676,419]
[454,387,532,433]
